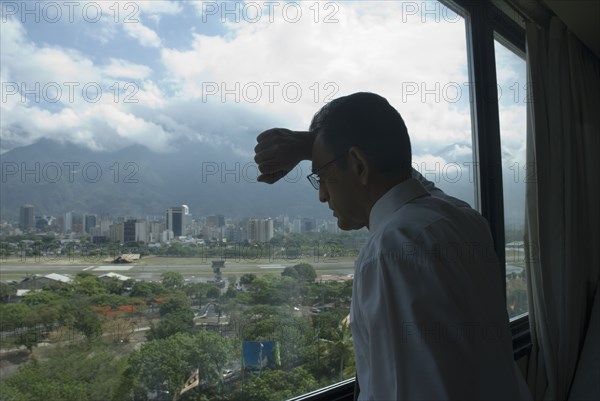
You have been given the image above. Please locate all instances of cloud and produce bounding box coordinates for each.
[0,18,100,86]
[0,18,173,153]
[161,1,471,143]
[103,59,153,80]
[137,0,183,17]
[123,20,162,47]
[1,0,527,169]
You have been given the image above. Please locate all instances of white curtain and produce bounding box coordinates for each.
[524,17,600,401]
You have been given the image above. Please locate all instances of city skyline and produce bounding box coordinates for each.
[3,201,342,242]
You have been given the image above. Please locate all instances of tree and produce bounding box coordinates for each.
[23,289,64,306]
[2,344,127,401]
[281,266,300,280]
[16,328,40,354]
[326,322,354,381]
[249,274,289,305]
[293,263,317,283]
[241,367,318,401]
[239,273,256,285]
[184,282,210,306]
[161,272,184,290]
[73,275,106,296]
[149,309,194,340]
[130,281,165,299]
[237,306,312,369]
[507,274,528,316]
[1,303,31,332]
[0,282,16,302]
[90,293,130,308]
[206,285,221,300]
[149,295,194,340]
[159,294,191,317]
[124,331,235,399]
[101,277,125,295]
[61,301,102,341]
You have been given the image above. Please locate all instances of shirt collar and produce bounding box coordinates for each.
[369,178,430,232]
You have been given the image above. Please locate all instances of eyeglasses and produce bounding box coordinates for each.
[307,156,344,190]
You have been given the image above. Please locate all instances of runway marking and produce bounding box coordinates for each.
[93,266,133,271]
[82,266,96,271]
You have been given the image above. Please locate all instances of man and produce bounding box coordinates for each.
[254,92,530,400]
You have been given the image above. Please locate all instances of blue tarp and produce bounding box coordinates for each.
[242,341,279,369]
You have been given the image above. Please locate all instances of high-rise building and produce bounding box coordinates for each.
[64,211,84,233]
[135,220,148,243]
[324,220,340,234]
[292,219,302,234]
[84,214,97,233]
[99,219,112,236]
[302,217,317,233]
[225,225,244,243]
[206,214,225,228]
[123,220,136,243]
[246,218,274,243]
[148,221,164,243]
[166,205,190,237]
[19,205,34,231]
[35,216,49,231]
[109,223,124,243]
[64,211,73,233]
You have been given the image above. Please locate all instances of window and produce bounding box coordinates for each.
[494,38,529,319]
[0,1,530,400]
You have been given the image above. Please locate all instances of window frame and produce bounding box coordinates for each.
[292,1,532,400]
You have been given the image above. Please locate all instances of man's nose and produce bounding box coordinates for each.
[319,183,328,203]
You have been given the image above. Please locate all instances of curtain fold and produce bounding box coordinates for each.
[524,17,600,401]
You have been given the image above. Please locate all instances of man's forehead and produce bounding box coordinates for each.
[311,135,334,170]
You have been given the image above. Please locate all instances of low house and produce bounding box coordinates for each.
[15,273,72,290]
[108,253,141,264]
[98,272,131,283]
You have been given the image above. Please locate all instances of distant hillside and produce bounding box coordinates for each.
[0,139,524,225]
[0,139,322,220]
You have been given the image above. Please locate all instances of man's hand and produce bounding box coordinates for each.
[254,128,315,184]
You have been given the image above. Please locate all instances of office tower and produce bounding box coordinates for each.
[123,220,136,243]
[135,220,148,243]
[65,211,84,233]
[109,223,124,243]
[84,214,97,233]
[166,205,190,237]
[206,214,224,227]
[246,218,274,243]
[19,205,34,231]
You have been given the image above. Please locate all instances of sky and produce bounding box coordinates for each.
[0,0,527,214]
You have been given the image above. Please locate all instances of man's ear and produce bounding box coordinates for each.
[348,147,370,185]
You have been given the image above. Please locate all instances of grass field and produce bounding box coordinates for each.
[0,256,357,281]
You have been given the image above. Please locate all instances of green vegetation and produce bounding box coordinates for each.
[1,343,128,401]
[0,263,355,401]
[0,234,529,400]
[506,273,528,317]
[0,232,366,269]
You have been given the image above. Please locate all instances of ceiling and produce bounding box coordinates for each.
[541,0,600,59]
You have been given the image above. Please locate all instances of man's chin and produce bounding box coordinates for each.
[336,218,362,231]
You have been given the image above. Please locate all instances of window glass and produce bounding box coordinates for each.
[1,1,475,400]
[494,38,529,319]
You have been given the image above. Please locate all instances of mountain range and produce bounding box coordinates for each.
[0,139,523,225]
[0,139,320,220]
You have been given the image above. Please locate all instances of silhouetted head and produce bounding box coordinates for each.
[308,92,412,230]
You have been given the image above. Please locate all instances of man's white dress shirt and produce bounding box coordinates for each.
[350,174,531,400]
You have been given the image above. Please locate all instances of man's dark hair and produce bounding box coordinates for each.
[309,92,412,178]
